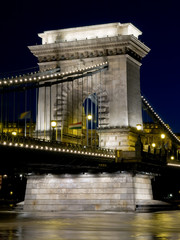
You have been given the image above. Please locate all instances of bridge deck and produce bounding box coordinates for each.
[0,137,178,175]
[0,136,115,174]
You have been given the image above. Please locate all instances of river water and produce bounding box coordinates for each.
[0,210,180,240]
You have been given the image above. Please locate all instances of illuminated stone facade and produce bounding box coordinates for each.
[29,22,150,151]
[22,23,154,212]
[143,123,172,152]
[24,173,152,212]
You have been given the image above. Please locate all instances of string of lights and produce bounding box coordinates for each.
[0,62,108,87]
[1,139,115,158]
[141,96,180,145]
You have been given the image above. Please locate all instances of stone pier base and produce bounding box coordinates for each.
[24,173,153,212]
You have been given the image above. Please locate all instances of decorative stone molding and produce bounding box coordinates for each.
[29,35,150,64]
[38,23,142,43]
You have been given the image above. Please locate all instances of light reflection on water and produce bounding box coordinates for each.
[1,211,180,240]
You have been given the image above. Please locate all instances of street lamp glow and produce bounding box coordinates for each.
[51,120,57,128]
[161,133,166,139]
[170,156,174,160]
[87,115,92,120]
[136,124,142,131]
[12,131,17,136]
[152,143,156,148]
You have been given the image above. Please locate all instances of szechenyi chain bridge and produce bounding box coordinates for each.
[0,22,180,212]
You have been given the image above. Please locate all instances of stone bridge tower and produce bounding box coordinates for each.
[29,22,150,151]
[24,23,153,212]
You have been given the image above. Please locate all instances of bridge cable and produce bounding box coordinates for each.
[141,95,180,145]
[81,76,83,146]
[44,86,46,139]
[30,88,32,137]
[50,84,52,140]
[76,76,78,144]
[55,80,58,140]
[61,81,63,142]
[39,84,42,139]
[5,91,7,133]
[94,72,97,150]
[72,79,73,142]
[35,84,38,138]
[99,70,102,148]
[13,89,15,126]
[86,75,89,146]
[90,74,93,148]
[17,90,19,138]
[66,81,69,140]
[0,93,2,137]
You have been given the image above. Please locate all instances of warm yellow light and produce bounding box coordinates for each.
[161,134,166,139]
[12,131,17,136]
[10,191,13,195]
[152,143,156,148]
[87,115,92,120]
[170,156,174,160]
[136,124,142,131]
[51,120,57,128]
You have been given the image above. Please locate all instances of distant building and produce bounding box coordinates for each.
[142,122,179,157]
[0,122,35,138]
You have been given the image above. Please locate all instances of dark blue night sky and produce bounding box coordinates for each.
[0,0,179,132]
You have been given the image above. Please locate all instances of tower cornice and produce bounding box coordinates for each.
[29,35,150,63]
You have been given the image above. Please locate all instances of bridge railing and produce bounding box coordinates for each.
[0,133,115,159]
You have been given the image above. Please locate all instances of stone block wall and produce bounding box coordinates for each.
[134,174,153,201]
[24,173,153,212]
[99,128,137,151]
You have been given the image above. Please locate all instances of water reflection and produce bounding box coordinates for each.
[0,211,180,239]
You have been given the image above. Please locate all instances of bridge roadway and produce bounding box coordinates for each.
[0,136,115,174]
[0,135,179,176]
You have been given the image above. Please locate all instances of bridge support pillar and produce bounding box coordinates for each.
[24,173,153,212]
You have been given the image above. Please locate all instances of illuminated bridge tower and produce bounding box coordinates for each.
[29,22,150,151]
[22,23,155,212]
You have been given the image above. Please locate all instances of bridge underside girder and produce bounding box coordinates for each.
[0,144,114,174]
[0,143,176,176]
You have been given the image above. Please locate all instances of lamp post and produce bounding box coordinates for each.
[135,124,143,158]
[86,115,92,146]
[152,142,156,154]
[11,131,17,143]
[160,133,166,157]
[51,120,57,142]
